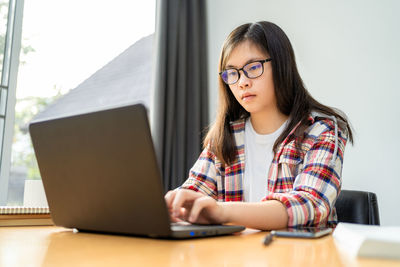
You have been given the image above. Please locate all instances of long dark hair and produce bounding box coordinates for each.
[204,21,353,165]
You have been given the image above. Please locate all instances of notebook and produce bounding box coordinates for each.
[28,103,245,238]
[0,206,52,226]
[333,222,400,259]
[0,206,50,215]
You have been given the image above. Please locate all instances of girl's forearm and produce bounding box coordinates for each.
[219,200,288,230]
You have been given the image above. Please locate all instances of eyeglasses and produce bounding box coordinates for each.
[219,58,272,85]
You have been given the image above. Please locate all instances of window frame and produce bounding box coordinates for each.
[0,0,24,205]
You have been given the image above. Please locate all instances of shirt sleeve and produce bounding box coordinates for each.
[264,126,347,227]
[179,146,219,199]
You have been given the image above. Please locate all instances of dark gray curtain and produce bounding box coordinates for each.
[151,0,209,192]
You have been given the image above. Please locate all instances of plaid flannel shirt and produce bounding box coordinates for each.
[181,115,348,227]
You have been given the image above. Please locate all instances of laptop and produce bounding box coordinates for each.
[29,103,245,238]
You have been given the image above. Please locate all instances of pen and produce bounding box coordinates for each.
[262,231,275,246]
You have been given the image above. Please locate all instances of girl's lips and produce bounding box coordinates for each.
[242,94,256,101]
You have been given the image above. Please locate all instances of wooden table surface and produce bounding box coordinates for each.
[0,226,399,267]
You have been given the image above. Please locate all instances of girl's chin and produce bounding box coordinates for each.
[242,106,272,115]
[241,106,257,114]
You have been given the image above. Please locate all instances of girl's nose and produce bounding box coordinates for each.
[237,70,251,89]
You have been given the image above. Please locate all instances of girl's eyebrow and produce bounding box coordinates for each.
[225,58,266,69]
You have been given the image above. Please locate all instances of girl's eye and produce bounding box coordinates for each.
[248,63,261,71]
[228,71,238,77]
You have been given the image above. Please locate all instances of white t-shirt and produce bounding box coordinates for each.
[243,118,288,202]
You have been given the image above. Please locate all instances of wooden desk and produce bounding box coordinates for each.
[0,226,399,267]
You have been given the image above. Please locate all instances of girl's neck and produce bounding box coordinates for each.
[250,110,289,135]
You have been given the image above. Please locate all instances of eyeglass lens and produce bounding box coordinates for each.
[221,61,264,85]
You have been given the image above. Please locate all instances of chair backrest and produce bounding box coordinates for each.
[335,189,380,225]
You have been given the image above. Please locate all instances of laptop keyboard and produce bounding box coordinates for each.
[171,221,192,226]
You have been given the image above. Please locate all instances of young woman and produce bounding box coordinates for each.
[165,21,353,230]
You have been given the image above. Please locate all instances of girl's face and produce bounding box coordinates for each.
[225,40,277,116]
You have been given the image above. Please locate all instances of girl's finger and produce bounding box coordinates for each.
[164,189,177,208]
[171,189,201,217]
[188,196,215,223]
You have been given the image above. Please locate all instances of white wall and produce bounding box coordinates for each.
[206,0,400,226]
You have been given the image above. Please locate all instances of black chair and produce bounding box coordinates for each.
[335,189,380,225]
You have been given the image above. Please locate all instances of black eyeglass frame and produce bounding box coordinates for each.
[219,58,272,85]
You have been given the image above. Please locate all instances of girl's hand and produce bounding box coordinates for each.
[164,189,183,223]
[164,189,225,224]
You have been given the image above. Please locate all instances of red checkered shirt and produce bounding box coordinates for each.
[181,115,348,227]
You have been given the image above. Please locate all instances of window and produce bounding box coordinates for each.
[1,0,155,206]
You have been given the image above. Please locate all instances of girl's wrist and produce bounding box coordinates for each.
[218,202,231,224]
